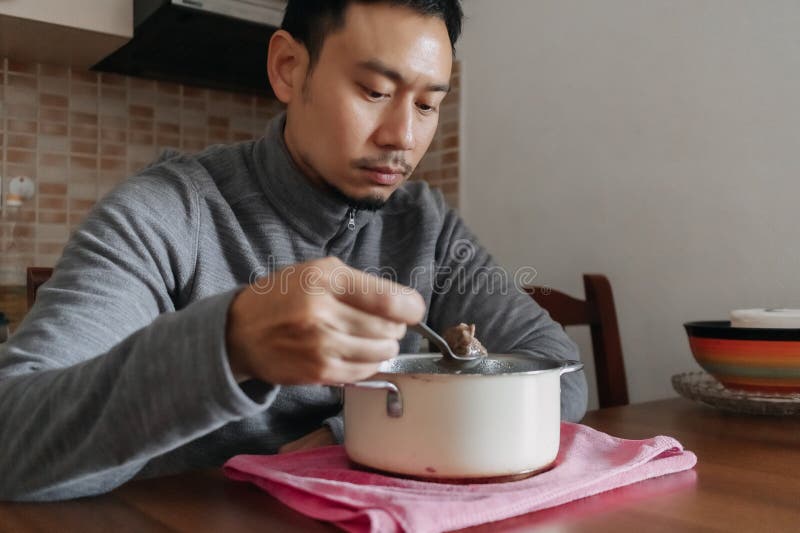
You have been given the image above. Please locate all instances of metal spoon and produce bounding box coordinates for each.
[409,322,481,362]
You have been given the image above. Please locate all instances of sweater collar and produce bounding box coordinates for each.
[254,112,376,245]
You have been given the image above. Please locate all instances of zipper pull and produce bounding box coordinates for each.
[347,208,356,231]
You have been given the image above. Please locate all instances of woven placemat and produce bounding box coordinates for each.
[671,371,800,416]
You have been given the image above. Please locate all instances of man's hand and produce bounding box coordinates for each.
[278,427,337,454]
[226,257,425,385]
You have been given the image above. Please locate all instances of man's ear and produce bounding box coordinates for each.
[267,30,309,104]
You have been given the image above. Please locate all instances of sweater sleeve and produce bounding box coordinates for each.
[426,201,589,423]
[0,169,278,501]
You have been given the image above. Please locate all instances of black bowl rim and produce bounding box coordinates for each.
[684,321,800,341]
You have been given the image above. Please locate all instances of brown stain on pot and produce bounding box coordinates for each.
[348,460,558,484]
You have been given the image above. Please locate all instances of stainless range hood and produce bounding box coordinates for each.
[93,0,286,94]
[165,0,285,26]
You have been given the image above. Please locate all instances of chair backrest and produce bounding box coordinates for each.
[27,267,54,310]
[525,274,629,408]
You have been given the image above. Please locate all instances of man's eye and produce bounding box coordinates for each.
[362,86,388,100]
[417,103,437,114]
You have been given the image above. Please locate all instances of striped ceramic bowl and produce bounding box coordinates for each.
[684,321,800,393]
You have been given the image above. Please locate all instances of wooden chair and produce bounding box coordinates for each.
[525,274,629,408]
[26,267,54,310]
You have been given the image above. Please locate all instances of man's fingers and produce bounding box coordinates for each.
[315,354,388,384]
[326,299,407,340]
[334,330,401,363]
[321,263,425,324]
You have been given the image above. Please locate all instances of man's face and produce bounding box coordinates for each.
[282,3,453,210]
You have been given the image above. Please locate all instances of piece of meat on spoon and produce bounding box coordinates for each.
[442,323,488,357]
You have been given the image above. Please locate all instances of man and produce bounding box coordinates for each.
[0,0,587,501]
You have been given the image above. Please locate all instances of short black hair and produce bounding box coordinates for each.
[281,0,463,66]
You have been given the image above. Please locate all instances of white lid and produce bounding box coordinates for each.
[730,308,800,329]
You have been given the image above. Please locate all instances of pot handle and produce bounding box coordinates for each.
[560,360,584,375]
[343,380,403,418]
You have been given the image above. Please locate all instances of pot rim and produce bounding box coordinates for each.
[374,353,584,377]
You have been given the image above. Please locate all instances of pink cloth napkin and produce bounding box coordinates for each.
[223,422,697,533]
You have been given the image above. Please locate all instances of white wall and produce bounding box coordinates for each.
[0,0,132,36]
[460,0,800,408]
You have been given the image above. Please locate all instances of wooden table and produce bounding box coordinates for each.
[2,398,799,532]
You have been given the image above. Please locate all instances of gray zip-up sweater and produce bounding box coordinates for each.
[0,113,587,501]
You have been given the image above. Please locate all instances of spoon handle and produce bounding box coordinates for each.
[409,322,479,361]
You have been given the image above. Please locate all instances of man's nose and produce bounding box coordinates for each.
[374,102,415,152]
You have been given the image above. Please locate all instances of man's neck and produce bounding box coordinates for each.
[280,122,387,212]
[281,123,326,191]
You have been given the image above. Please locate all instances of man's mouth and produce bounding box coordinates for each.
[360,166,406,186]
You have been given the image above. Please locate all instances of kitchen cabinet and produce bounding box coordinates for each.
[0,0,132,67]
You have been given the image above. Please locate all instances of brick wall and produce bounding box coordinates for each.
[0,57,460,328]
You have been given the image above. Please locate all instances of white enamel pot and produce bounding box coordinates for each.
[343,354,583,481]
